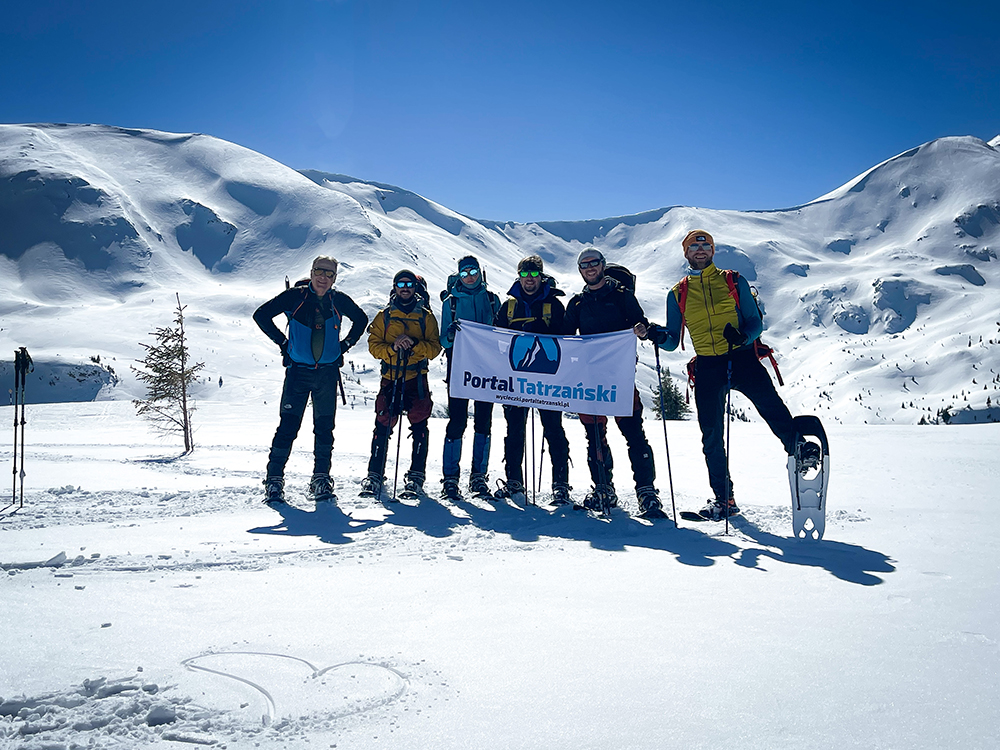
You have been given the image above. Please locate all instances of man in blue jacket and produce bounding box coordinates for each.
[254,256,369,504]
[439,255,501,500]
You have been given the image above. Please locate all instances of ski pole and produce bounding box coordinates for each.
[724,341,734,535]
[14,348,32,508]
[529,407,537,505]
[653,345,678,527]
[390,348,409,500]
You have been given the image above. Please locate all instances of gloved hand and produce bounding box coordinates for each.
[446,320,462,341]
[279,340,292,367]
[723,323,747,348]
[645,323,668,346]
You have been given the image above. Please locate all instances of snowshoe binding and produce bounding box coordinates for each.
[263,476,286,505]
[494,479,527,505]
[636,486,668,519]
[309,473,336,503]
[397,472,425,502]
[550,482,572,507]
[359,473,385,500]
[440,477,463,501]
[469,472,491,500]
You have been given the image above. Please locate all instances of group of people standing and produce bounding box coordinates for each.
[254,229,812,521]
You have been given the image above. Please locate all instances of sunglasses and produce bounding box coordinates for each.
[519,270,540,278]
[687,243,714,252]
[395,280,415,289]
[312,268,336,278]
[459,268,480,278]
[578,259,603,269]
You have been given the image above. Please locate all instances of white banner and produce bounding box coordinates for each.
[449,321,637,417]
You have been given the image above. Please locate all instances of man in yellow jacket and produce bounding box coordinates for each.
[645,230,812,521]
[360,270,442,500]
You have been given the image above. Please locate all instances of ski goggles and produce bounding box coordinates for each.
[458,268,480,278]
[519,270,541,278]
[312,268,337,278]
[395,280,415,288]
[578,259,603,269]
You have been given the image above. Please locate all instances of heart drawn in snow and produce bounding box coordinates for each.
[182,651,408,725]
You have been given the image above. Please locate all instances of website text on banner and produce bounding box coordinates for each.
[449,321,637,418]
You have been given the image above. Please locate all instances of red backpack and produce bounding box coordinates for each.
[676,270,783,393]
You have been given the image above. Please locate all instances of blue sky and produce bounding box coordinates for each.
[3,0,998,222]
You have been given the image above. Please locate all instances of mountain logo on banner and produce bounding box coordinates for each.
[509,335,561,375]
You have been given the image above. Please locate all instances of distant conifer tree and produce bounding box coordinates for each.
[652,367,690,421]
[132,294,205,452]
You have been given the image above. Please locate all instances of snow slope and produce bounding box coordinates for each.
[1,123,999,425]
[2,401,999,750]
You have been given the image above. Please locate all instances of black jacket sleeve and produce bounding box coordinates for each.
[253,288,297,347]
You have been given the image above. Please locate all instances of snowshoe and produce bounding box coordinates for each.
[576,485,617,516]
[359,473,385,500]
[440,477,463,501]
[469,472,491,500]
[688,497,740,522]
[789,415,830,540]
[550,482,572,507]
[308,473,336,502]
[263,476,285,505]
[637,486,668,519]
[397,473,425,502]
[494,479,527,505]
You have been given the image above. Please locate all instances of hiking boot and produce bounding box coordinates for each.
[441,477,462,501]
[551,482,572,506]
[309,473,335,502]
[637,486,664,516]
[797,440,821,472]
[469,472,491,499]
[359,473,384,499]
[698,496,740,521]
[494,479,526,503]
[262,476,285,504]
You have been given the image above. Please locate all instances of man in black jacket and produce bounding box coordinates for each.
[564,248,663,516]
[253,255,369,504]
[492,255,572,505]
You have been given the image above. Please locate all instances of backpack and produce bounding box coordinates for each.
[603,264,636,293]
[677,270,783,391]
[502,297,553,329]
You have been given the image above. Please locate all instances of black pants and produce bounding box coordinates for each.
[579,388,655,491]
[266,365,339,478]
[502,405,570,487]
[694,348,796,501]
[367,375,432,479]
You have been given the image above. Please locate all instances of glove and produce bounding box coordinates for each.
[645,323,668,346]
[723,323,747,348]
[446,320,462,341]
[279,340,292,367]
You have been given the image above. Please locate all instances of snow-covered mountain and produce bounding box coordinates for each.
[1,123,998,425]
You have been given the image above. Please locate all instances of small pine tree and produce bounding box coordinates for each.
[652,367,690,421]
[132,293,205,452]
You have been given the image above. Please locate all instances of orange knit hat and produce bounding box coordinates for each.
[682,230,715,251]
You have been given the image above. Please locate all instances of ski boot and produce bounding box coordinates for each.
[637,486,667,519]
[263,476,285,505]
[309,473,335,503]
[493,479,527,505]
[796,440,822,473]
[440,476,463,501]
